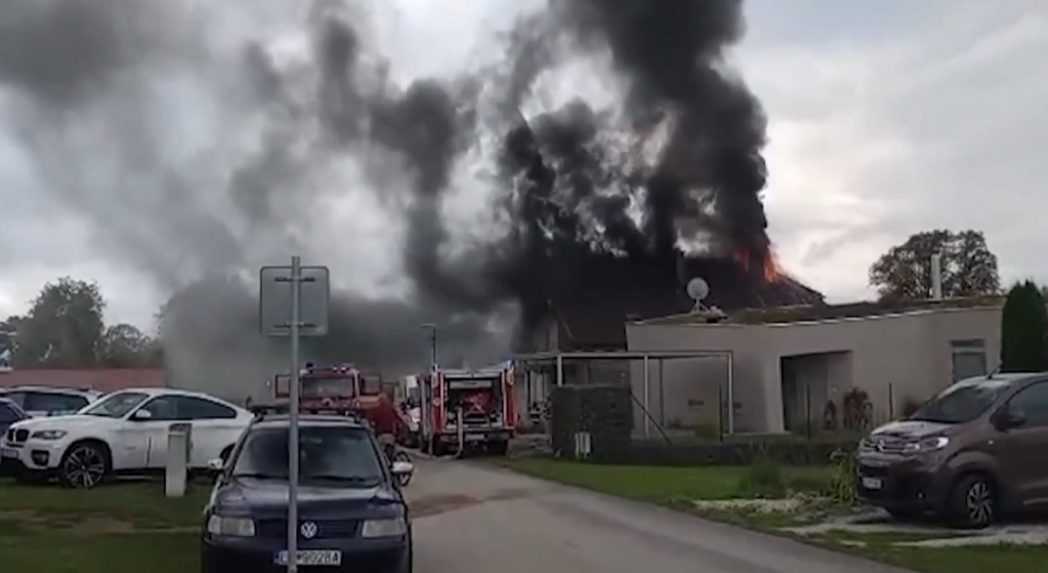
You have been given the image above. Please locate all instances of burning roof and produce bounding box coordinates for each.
[529,253,823,352]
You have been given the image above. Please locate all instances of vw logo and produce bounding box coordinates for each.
[300,521,318,539]
[876,440,886,453]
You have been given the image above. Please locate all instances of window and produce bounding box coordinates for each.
[1006,383,1048,428]
[178,397,236,420]
[951,339,987,382]
[1,391,26,408]
[0,404,19,423]
[911,378,1010,424]
[24,392,89,414]
[137,396,180,421]
[83,392,149,418]
[232,426,383,486]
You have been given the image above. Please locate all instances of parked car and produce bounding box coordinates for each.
[0,398,28,476]
[0,386,104,417]
[202,414,414,573]
[0,388,252,488]
[857,372,1048,528]
[0,398,27,434]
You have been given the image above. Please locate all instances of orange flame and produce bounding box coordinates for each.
[734,247,783,283]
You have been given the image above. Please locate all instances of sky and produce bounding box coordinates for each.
[1,0,1046,332]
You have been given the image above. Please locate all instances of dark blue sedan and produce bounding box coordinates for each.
[201,414,414,573]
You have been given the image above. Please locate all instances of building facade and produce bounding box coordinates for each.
[626,298,1004,434]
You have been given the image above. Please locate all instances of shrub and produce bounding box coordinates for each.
[1001,281,1048,372]
[822,400,838,431]
[842,388,872,431]
[902,397,923,418]
[828,449,857,505]
[736,458,786,499]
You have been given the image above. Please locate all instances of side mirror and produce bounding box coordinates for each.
[131,409,153,421]
[995,408,1026,430]
[391,461,414,478]
[207,458,225,472]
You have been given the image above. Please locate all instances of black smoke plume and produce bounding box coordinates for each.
[0,0,819,400]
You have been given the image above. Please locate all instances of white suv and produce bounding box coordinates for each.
[0,388,252,488]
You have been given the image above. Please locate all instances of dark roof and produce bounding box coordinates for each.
[550,288,691,351]
[0,369,167,393]
[640,295,1005,326]
[545,270,824,351]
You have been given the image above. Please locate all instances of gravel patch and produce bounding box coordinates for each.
[897,526,1048,548]
[786,508,1048,547]
[692,498,805,513]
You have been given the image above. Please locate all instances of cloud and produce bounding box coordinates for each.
[2,0,1046,330]
[738,0,1048,300]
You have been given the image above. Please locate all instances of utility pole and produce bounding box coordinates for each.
[421,323,438,370]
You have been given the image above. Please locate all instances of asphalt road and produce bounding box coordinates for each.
[405,457,911,573]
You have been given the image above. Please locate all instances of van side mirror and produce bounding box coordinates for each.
[207,458,225,472]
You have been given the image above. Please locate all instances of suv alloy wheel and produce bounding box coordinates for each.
[59,442,109,489]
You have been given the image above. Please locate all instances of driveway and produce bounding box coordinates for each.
[405,458,911,573]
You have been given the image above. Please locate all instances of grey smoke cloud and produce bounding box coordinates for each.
[0,0,804,396]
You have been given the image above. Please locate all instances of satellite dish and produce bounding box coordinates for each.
[687,277,710,303]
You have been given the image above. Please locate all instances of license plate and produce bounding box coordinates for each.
[466,434,486,442]
[862,477,883,490]
[0,448,18,460]
[274,550,342,566]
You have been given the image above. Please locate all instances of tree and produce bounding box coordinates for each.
[1000,281,1048,372]
[869,230,1000,301]
[100,323,162,368]
[0,316,17,370]
[14,278,106,368]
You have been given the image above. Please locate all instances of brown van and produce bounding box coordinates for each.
[856,372,1048,528]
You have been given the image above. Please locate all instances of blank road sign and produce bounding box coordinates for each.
[259,266,330,336]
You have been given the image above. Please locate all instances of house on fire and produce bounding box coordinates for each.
[626,296,1004,434]
[511,255,824,426]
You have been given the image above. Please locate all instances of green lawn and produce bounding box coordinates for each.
[497,458,1048,573]
[0,478,207,573]
[874,545,1048,573]
[496,458,832,502]
[824,534,1048,573]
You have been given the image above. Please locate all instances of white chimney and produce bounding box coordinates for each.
[931,253,943,300]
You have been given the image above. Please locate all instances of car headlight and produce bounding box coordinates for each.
[206,515,255,537]
[902,436,949,455]
[30,430,67,440]
[360,517,407,538]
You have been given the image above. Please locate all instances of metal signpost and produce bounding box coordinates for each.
[260,258,329,573]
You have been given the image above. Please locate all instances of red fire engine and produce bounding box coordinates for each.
[271,363,412,445]
[418,363,517,456]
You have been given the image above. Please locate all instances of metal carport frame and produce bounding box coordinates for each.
[513,350,735,436]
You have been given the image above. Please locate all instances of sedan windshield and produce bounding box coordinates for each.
[82,392,149,418]
[910,379,1010,424]
[232,426,384,486]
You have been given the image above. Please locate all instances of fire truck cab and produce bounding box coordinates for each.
[271,363,411,444]
[419,364,517,456]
